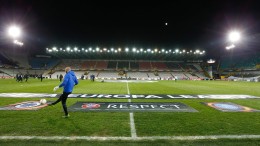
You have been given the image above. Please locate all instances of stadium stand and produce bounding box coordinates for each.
[29,58,59,69]
[165,62,182,71]
[1,50,30,68]
[129,61,139,70]
[158,72,174,80]
[127,71,149,80]
[139,62,151,71]
[81,60,97,70]
[118,61,129,70]
[98,71,118,79]
[220,52,260,70]
[151,62,168,71]
[107,61,117,70]
[96,61,108,70]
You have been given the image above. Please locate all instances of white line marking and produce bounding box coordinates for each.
[126,80,137,139]
[1,135,260,141]
[126,80,130,95]
[129,113,137,138]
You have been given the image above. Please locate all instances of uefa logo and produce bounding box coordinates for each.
[3,101,48,110]
[81,103,101,109]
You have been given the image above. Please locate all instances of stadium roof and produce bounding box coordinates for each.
[1,0,260,58]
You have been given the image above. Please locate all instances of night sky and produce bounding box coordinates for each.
[1,0,260,57]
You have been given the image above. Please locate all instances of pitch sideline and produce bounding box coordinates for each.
[1,135,260,141]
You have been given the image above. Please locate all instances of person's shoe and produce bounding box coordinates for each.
[47,103,53,106]
[62,114,70,118]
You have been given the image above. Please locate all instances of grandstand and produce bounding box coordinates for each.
[2,45,260,81]
[0,48,215,80]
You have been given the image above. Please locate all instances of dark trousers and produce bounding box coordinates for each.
[52,92,71,116]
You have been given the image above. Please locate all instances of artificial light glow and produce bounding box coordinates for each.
[226,44,235,50]
[125,48,129,52]
[8,26,21,38]
[13,40,23,46]
[207,59,216,64]
[228,31,241,42]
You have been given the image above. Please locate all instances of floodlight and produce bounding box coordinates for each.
[13,40,23,46]
[8,26,21,38]
[228,31,241,42]
[207,59,215,63]
[226,44,235,50]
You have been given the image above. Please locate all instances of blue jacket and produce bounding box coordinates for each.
[59,71,78,92]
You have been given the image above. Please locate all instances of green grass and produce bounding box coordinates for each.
[0,78,260,144]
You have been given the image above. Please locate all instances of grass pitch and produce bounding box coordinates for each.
[0,79,260,145]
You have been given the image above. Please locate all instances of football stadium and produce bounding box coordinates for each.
[1,1,260,145]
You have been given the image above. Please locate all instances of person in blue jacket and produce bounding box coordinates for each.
[49,67,78,118]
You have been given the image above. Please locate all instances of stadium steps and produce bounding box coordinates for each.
[178,64,190,79]
[0,69,12,77]
[170,73,175,77]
